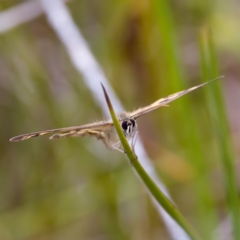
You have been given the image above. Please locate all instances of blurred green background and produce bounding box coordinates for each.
[1,0,240,239]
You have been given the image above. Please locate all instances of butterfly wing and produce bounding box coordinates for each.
[131,77,222,119]
[10,121,113,142]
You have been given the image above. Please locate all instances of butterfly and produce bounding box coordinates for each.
[10,76,223,152]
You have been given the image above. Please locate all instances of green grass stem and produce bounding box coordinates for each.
[101,83,204,240]
[199,28,240,240]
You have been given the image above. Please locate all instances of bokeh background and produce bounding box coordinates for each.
[1,0,240,239]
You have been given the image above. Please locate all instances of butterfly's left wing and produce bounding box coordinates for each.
[131,77,222,119]
[10,121,113,142]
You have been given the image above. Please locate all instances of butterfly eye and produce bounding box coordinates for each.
[130,119,135,128]
[121,121,128,130]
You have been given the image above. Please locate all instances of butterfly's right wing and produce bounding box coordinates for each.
[131,76,223,119]
[10,121,113,142]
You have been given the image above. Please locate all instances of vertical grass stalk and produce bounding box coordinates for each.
[199,28,240,240]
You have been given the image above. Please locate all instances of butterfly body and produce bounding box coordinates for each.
[10,76,223,152]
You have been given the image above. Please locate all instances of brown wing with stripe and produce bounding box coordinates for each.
[131,76,223,119]
[10,121,113,142]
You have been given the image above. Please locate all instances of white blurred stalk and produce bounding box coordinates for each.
[0,0,66,33]
[0,0,190,239]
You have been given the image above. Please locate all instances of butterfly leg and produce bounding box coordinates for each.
[111,130,138,154]
[111,141,121,147]
[110,141,125,153]
[112,146,125,153]
[131,130,138,154]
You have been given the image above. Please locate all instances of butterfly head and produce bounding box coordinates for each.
[121,119,136,138]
